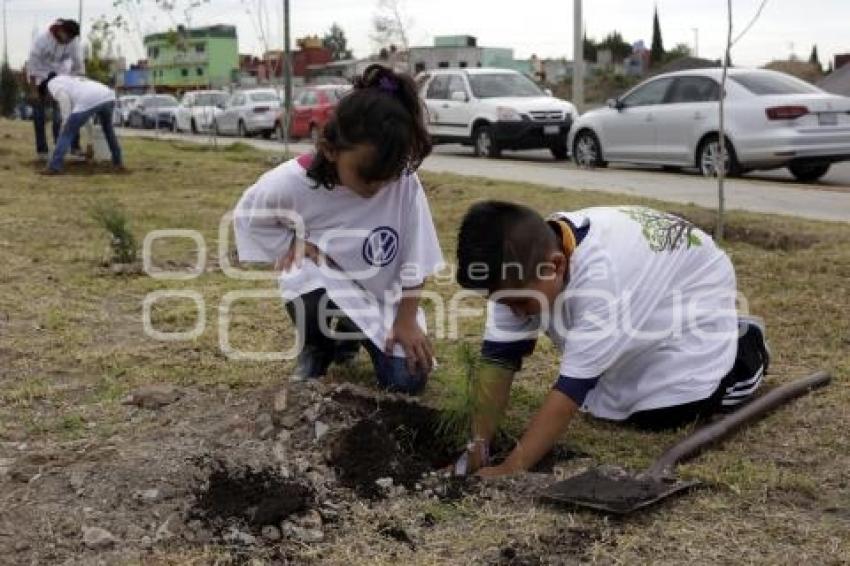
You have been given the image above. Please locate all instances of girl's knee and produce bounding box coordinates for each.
[375,357,427,395]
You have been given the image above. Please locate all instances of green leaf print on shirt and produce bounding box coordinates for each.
[619,206,703,252]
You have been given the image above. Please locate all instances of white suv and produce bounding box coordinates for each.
[417,68,577,159]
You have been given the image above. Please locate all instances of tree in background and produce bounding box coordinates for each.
[662,43,693,64]
[85,16,119,85]
[371,0,411,57]
[0,63,18,118]
[650,6,665,66]
[598,31,632,63]
[809,45,822,73]
[323,23,353,61]
[582,34,598,63]
[826,60,834,74]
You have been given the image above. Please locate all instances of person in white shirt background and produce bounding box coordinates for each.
[26,19,84,160]
[451,201,770,477]
[40,73,124,174]
[234,64,442,394]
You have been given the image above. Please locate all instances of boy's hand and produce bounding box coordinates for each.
[385,316,434,375]
[476,461,523,478]
[275,238,322,272]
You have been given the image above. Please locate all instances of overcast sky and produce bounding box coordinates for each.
[3,0,848,70]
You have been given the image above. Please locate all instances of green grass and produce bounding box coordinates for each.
[0,118,848,563]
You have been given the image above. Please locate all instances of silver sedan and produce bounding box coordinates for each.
[569,68,850,182]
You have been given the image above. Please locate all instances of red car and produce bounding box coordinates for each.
[279,85,351,142]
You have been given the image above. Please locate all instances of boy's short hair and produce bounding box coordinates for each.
[456,200,559,293]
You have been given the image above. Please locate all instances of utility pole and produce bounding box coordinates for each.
[692,27,699,57]
[2,0,9,64]
[572,0,583,111]
[282,0,292,152]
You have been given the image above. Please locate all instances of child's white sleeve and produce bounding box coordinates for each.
[400,176,444,288]
[232,168,299,263]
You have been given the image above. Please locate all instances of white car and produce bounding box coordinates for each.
[569,68,850,182]
[173,90,228,133]
[417,68,577,160]
[213,89,281,138]
[114,95,139,126]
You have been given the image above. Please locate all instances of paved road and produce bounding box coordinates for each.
[118,128,850,223]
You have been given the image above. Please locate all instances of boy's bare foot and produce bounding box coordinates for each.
[112,165,130,174]
[40,168,61,176]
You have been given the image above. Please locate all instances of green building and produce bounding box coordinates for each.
[144,25,238,90]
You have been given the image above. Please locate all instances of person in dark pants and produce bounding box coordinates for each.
[26,19,84,160]
[40,74,124,174]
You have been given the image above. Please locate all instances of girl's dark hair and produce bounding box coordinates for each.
[57,19,81,39]
[306,64,432,189]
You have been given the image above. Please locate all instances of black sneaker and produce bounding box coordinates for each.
[290,345,333,382]
[738,314,771,373]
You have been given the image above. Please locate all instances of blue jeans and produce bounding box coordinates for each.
[32,97,60,155]
[48,101,123,172]
[284,288,428,395]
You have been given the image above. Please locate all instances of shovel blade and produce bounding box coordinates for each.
[539,467,699,515]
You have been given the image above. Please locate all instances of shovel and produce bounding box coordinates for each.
[539,370,831,515]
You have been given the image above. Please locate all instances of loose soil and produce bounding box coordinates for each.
[189,458,313,533]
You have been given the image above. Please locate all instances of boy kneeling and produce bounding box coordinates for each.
[455,202,770,477]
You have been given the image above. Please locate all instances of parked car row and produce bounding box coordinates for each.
[117,85,351,142]
[114,66,850,183]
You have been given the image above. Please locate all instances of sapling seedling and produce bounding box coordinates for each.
[90,200,137,265]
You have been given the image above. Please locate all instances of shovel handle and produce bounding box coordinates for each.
[647,371,831,479]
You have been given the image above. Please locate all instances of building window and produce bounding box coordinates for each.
[197,67,204,76]
[438,61,449,68]
[148,46,160,59]
[459,61,468,68]
[414,62,426,74]
[181,68,189,77]
[195,43,206,53]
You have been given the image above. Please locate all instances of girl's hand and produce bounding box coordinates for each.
[385,316,434,376]
[275,238,322,272]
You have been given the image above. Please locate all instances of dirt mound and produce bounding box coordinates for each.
[327,392,458,499]
[674,210,819,251]
[189,459,313,533]
[496,526,600,565]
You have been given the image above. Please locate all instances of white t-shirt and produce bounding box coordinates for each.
[47,76,115,115]
[484,206,738,420]
[27,29,85,82]
[234,155,444,351]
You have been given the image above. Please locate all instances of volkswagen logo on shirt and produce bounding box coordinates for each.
[362,226,400,267]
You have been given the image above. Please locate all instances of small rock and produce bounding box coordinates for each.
[255,413,275,439]
[121,384,182,410]
[14,540,30,552]
[0,457,14,478]
[375,477,394,490]
[294,457,310,474]
[261,525,281,542]
[298,510,322,530]
[222,526,256,546]
[301,528,324,543]
[314,421,330,441]
[303,403,321,423]
[279,413,300,429]
[140,535,153,549]
[133,488,160,503]
[154,514,178,542]
[82,526,117,549]
[276,429,292,443]
[283,523,323,544]
[273,388,288,414]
